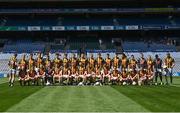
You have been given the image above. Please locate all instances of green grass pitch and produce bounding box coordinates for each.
[0,77,180,112]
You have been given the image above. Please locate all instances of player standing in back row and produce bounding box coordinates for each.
[164,53,175,84]
[8,54,17,87]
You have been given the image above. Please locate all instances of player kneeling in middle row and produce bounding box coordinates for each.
[102,65,111,85]
[138,69,147,86]
[94,65,103,86]
[110,66,119,85]
[53,67,62,85]
[129,69,138,85]
[120,69,128,85]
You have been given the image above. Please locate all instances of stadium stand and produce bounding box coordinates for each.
[2,16,180,26]
[3,40,45,53]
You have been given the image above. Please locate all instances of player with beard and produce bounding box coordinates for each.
[8,54,17,86]
[154,54,163,85]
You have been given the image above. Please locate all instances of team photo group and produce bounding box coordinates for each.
[8,52,175,87]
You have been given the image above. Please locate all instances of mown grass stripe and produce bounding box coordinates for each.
[0,82,44,112]
[7,86,148,112]
[111,85,180,112]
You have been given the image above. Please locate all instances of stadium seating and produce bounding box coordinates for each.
[122,41,176,52]
[3,17,180,26]
[3,41,45,53]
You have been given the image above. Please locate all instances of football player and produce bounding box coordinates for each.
[53,53,61,69]
[53,66,61,84]
[18,54,28,86]
[154,54,163,85]
[147,55,154,72]
[139,53,147,70]
[94,64,102,85]
[89,53,96,69]
[138,69,147,86]
[120,69,128,85]
[102,64,111,84]
[97,53,103,69]
[27,67,37,86]
[37,66,46,85]
[121,53,128,71]
[44,55,53,85]
[28,54,35,72]
[78,62,85,85]
[113,53,120,69]
[129,69,138,85]
[164,53,175,84]
[128,55,137,71]
[35,53,43,74]
[105,54,112,70]
[8,54,17,86]
[110,66,120,85]
[80,53,87,68]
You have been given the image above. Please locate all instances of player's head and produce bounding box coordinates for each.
[90,53,93,58]
[22,54,25,59]
[72,53,76,58]
[155,54,159,59]
[131,55,134,59]
[38,53,41,58]
[64,53,67,58]
[30,54,33,59]
[115,53,118,57]
[98,53,101,57]
[46,55,50,60]
[13,53,17,58]
[81,53,85,58]
[107,53,110,58]
[55,53,59,58]
[148,55,152,59]
[122,53,126,58]
[167,53,171,58]
[141,53,144,58]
